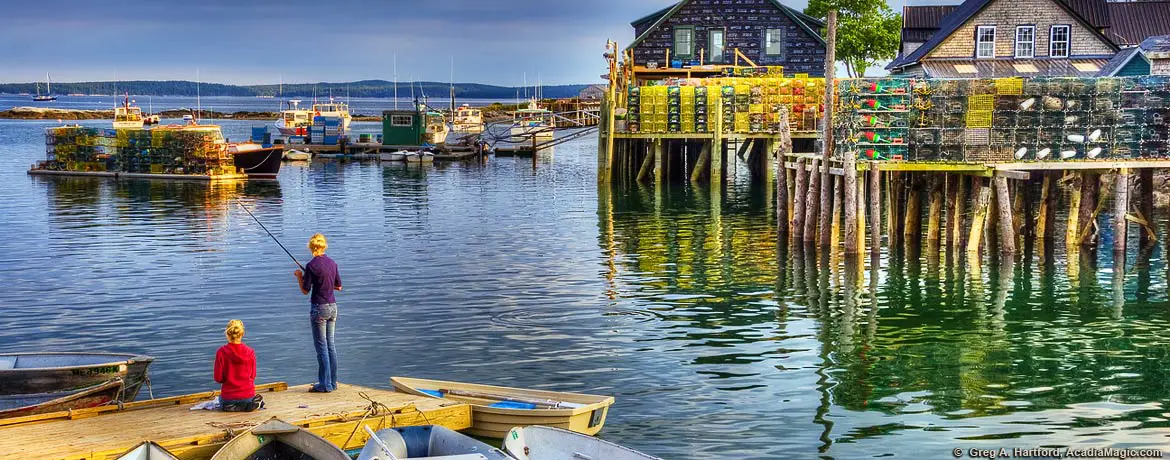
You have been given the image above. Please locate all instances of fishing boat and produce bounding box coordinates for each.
[0,379,125,419]
[275,99,312,136]
[114,94,145,129]
[210,418,349,460]
[357,425,511,460]
[424,111,450,145]
[114,441,180,460]
[511,100,554,143]
[380,150,411,162]
[0,352,153,398]
[32,73,57,102]
[390,377,614,439]
[453,104,484,134]
[311,100,353,132]
[504,426,662,460]
[403,151,435,164]
[283,149,311,161]
[230,143,284,180]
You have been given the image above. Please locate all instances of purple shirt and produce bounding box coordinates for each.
[301,255,341,305]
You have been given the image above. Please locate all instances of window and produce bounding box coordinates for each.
[765,28,785,56]
[1015,26,1035,58]
[709,29,725,63]
[976,26,996,58]
[673,26,694,58]
[390,115,413,127]
[1050,25,1070,58]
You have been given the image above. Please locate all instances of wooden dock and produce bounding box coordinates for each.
[0,382,470,460]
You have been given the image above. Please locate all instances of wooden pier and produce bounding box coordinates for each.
[0,382,470,460]
[28,169,249,182]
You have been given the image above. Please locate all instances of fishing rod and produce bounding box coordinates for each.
[235,199,304,271]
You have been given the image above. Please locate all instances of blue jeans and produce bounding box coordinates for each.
[311,303,338,391]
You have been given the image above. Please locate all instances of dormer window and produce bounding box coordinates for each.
[976,26,996,59]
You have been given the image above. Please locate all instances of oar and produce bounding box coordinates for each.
[363,425,398,460]
[235,199,304,271]
[440,389,586,409]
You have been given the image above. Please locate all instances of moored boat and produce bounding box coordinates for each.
[32,73,57,102]
[0,379,125,419]
[230,143,283,180]
[403,151,435,164]
[380,150,411,162]
[511,100,555,143]
[210,417,349,460]
[453,104,484,134]
[390,376,614,439]
[357,425,511,460]
[0,352,153,398]
[114,94,145,129]
[504,426,662,460]
[275,99,312,136]
[311,100,353,132]
[283,149,311,161]
[114,441,180,460]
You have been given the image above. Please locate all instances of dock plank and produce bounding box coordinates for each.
[0,383,470,460]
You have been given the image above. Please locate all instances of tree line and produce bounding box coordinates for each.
[0,80,593,99]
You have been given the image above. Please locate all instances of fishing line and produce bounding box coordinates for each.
[235,199,304,271]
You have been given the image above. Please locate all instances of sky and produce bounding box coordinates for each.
[0,0,931,86]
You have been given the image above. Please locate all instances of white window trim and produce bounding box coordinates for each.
[765,28,784,56]
[1050,25,1071,58]
[390,115,413,127]
[1015,26,1035,58]
[673,27,694,58]
[709,29,726,63]
[976,26,996,59]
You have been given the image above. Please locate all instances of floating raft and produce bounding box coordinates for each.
[27,169,249,182]
[0,382,470,460]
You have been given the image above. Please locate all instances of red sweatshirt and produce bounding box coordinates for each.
[214,342,257,401]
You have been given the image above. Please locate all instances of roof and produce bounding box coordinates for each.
[1062,0,1110,29]
[888,0,1118,70]
[919,58,1112,77]
[1105,1,1170,46]
[1142,35,1170,58]
[627,0,826,51]
[902,5,958,29]
[1097,47,1148,76]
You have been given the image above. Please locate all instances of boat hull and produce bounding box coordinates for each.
[32,96,57,102]
[391,376,614,439]
[511,126,554,142]
[113,121,144,129]
[357,426,511,460]
[115,441,180,460]
[0,352,153,399]
[210,418,349,460]
[504,426,662,460]
[231,146,283,180]
[0,379,124,419]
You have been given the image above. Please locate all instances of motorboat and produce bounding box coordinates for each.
[511,100,554,143]
[357,425,511,460]
[453,104,485,134]
[275,99,312,136]
[114,94,145,129]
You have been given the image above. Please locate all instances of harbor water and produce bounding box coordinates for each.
[2,117,1170,458]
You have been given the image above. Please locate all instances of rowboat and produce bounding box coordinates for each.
[0,379,124,419]
[390,377,614,439]
[380,150,411,162]
[210,418,348,460]
[0,352,153,398]
[403,151,435,164]
[114,441,180,460]
[283,149,311,161]
[356,425,511,460]
[504,426,662,460]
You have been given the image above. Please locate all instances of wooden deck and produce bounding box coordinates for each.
[0,382,470,460]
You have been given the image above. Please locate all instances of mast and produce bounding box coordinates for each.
[393,53,399,110]
[196,68,201,122]
[46,73,51,95]
[449,56,455,123]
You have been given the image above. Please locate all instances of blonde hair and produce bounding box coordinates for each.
[225,320,245,343]
[308,233,328,256]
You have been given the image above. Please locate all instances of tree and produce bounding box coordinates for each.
[805,0,902,77]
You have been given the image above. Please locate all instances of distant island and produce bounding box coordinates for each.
[0,80,594,100]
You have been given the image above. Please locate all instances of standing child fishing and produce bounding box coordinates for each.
[294,234,342,393]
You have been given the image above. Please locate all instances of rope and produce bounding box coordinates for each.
[238,148,278,172]
[340,393,429,450]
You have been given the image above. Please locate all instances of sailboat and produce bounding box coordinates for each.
[33,73,56,102]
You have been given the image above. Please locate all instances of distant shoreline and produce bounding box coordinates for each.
[0,106,517,123]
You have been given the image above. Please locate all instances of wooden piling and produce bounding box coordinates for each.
[968,178,991,254]
[1077,172,1101,246]
[886,172,900,248]
[793,159,807,242]
[636,141,654,183]
[653,140,665,185]
[869,167,881,255]
[819,10,837,250]
[1114,168,1130,257]
[1066,173,1083,249]
[944,174,958,252]
[1036,173,1053,240]
[1139,168,1155,248]
[777,150,789,236]
[691,142,711,183]
[904,174,923,245]
[844,154,858,255]
[926,175,944,245]
[994,176,1016,254]
[805,159,820,243]
[831,176,843,250]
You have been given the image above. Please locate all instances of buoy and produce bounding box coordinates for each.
[1060,150,1077,159]
[1037,148,1052,159]
[1067,134,1085,143]
[1015,147,1028,159]
[1088,129,1102,142]
[1087,147,1102,158]
[1020,98,1036,110]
